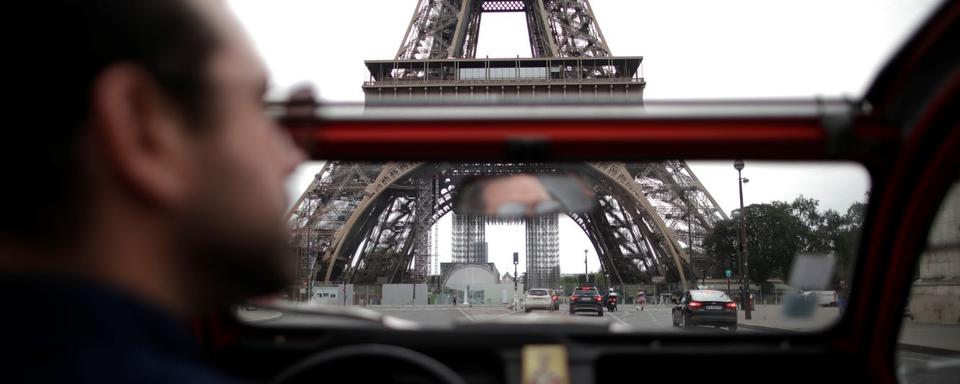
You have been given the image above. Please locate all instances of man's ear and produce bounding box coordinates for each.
[89,64,195,208]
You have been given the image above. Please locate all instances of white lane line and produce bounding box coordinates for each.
[456,307,475,322]
[645,309,662,325]
[610,312,630,326]
[491,310,521,320]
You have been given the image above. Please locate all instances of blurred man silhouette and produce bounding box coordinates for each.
[3,1,304,382]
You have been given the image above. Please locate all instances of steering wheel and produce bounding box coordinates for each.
[270,344,467,384]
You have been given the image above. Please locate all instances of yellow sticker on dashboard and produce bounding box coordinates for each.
[521,345,570,384]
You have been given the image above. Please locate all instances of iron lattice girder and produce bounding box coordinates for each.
[411,176,437,280]
[395,0,609,59]
[287,162,716,288]
[627,161,729,256]
[285,162,384,299]
[482,0,527,12]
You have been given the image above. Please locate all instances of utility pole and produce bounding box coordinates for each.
[584,249,589,284]
[734,159,752,320]
[513,252,519,311]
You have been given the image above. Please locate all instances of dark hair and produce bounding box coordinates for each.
[5,0,219,247]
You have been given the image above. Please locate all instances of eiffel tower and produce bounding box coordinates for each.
[287,0,727,300]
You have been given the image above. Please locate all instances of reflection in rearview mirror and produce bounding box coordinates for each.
[455,174,597,219]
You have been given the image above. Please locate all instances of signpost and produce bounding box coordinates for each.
[513,252,519,311]
[725,269,732,296]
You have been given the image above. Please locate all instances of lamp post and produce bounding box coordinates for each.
[584,249,589,284]
[734,159,752,320]
[513,252,519,311]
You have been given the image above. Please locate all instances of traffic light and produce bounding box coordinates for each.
[727,253,737,276]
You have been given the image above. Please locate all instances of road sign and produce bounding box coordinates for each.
[725,269,732,278]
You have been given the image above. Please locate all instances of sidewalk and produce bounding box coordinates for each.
[737,304,838,332]
[898,321,960,353]
[737,305,960,353]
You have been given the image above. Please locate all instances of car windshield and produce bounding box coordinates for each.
[234,159,874,333]
[691,291,733,302]
[224,0,941,334]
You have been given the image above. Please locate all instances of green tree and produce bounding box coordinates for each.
[703,203,805,284]
[703,219,740,276]
[703,198,867,288]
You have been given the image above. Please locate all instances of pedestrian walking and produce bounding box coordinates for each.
[635,289,646,311]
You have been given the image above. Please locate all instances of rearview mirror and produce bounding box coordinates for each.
[455,174,596,219]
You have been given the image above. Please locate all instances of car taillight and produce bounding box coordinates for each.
[725,302,737,309]
[570,296,577,301]
[595,295,603,302]
[687,301,703,310]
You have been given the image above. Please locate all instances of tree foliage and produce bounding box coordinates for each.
[703,197,865,285]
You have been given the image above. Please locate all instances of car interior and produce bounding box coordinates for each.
[191,1,959,383]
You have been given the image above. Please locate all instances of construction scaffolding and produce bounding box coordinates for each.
[452,213,487,264]
[525,214,560,290]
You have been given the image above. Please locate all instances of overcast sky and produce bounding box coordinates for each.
[233,0,937,277]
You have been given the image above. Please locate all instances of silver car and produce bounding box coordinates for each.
[524,288,554,313]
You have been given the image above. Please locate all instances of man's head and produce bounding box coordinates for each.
[6,0,304,312]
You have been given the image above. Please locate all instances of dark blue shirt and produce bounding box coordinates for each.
[2,275,240,383]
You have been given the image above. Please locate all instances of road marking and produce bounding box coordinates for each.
[610,312,630,326]
[456,307,475,322]
[646,309,662,325]
[490,310,521,320]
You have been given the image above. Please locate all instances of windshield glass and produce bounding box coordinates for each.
[235,160,871,334]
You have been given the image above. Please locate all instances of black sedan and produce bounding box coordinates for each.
[672,290,738,331]
[568,286,603,316]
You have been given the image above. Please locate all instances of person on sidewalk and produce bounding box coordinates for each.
[836,281,850,315]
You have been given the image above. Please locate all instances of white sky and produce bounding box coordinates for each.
[227,0,940,101]
[245,0,936,276]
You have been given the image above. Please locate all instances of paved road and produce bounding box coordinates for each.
[897,349,960,384]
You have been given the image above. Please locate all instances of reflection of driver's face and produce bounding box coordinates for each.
[481,175,552,215]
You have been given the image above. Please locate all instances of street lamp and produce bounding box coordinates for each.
[584,249,589,284]
[733,159,752,320]
[513,252,519,311]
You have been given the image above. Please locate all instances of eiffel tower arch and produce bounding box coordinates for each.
[287,0,728,300]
